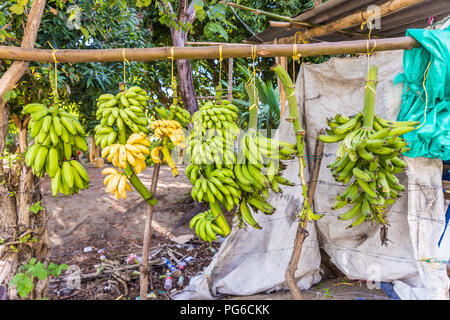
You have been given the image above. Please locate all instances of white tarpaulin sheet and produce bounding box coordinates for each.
[176,48,450,301]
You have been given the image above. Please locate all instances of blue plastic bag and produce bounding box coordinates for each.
[394,27,450,160]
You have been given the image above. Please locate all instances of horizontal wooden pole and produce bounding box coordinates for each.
[0,37,419,63]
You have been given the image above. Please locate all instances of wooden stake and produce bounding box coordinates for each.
[228,58,234,101]
[285,131,324,300]
[139,161,161,300]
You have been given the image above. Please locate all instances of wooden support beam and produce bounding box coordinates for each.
[286,0,425,42]
[0,37,420,63]
[268,21,383,39]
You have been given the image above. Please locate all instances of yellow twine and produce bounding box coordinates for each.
[292,31,304,85]
[360,20,378,97]
[247,45,258,111]
[47,41,58,99]
[122,48,130,84]
[414,60,431,130]
[361,20,377,76]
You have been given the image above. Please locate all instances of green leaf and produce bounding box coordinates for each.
[9,4,24,15]
[136,0,152,7]
[204,22,228,41]
[29,201,44,214]
[17,0,29,6]
[2,90,16,103]
[10,273,33,298]
[29,262,48,280]
[80,26,90,39]
[17,276,33,298]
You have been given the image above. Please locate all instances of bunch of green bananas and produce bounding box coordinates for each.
[234,130,302,226]
[189,207,229,242]
[188,128,238,167]
[51,160,90,196]
[191,99,239,132]
[186,99,298,241]
[154,104,191,128]
[319,112,418,228]
[22,103,90,196]
[94,86,149,148]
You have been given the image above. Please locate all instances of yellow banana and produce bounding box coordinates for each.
[118,174,127,195]
[118,145,127,168]
[103,174,114,186]
[126,150,137,167]
[102,167,119,175]
[151,147,162,163]
[125,143,142,154]
[134,144,150,155]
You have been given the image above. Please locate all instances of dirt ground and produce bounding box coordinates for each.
[41,161,393,300]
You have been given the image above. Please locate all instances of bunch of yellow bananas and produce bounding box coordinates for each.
[150,119,185,147]
[101,133,150,174]
[102,167,133,199]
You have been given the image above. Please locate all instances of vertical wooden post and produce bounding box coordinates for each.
[228,58,234,101]
[139,154,162,300]
[285,131,324,299]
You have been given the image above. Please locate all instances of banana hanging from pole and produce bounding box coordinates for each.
[318,65,416,229]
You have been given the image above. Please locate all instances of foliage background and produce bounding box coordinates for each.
[0,0,322,139]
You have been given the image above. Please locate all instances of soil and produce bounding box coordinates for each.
[42,162,392,300]
[43,163,225,300]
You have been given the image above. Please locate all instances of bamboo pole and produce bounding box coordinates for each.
[268,21,381,39]
[0,37,419,63]
[288,0,425,42]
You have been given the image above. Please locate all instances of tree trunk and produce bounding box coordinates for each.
[0,103,10,154]
[169,0,198,116]
[0,0,47,300]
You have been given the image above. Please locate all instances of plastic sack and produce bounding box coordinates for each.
[394,27,450,160]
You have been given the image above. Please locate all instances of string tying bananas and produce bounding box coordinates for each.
[102,167,133,199]
[187,99,297,242]
[318,65,417,229]
[94,86,149,148]
[101,133,150,174]
[23,103,90,196]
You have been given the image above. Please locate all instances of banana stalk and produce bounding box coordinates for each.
[245,80,259,130]
[272,64,318,225]
[362,65,379,130]
[161,136,178,177]
[123,164,157,206]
